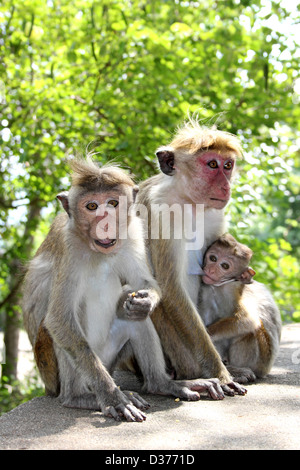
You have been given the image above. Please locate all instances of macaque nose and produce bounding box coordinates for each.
[206,266,215,276]
[221,183,230,197]
[218,173,231,198]
[95,211,108,223]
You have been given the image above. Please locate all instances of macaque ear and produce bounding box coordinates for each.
[238,267,256,284]
[57,191,70,216]
[156,147,176,176]
[132,185,139,203]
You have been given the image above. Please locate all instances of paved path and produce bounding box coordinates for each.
[0,323,299,450]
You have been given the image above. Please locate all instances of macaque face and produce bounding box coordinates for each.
[186,151,235,209]
[202,244,246,285]
[75,190,125,254]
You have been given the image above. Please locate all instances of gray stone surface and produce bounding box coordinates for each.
[0,323,299,450]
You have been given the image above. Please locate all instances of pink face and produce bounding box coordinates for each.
[202,244,236,285]
[76,191,122,254]
[185,151,235,209]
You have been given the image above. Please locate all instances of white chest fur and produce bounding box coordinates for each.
[185,207,226,306]
[78,261,123,356]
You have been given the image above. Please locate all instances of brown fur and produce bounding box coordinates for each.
[70,158,135,191]
[136,121,248,394]
[210,233,253,262]
[23,158,231,420]
[169,118,243,156]
[34,322,59,396]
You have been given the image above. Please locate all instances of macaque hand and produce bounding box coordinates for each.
[103,389,150,422]
[123,290,155,321]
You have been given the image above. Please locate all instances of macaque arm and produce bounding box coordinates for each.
[207,313,257,341]
[150,239,232,384]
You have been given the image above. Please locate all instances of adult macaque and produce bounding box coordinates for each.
[199,233,282,383]
[23,158,226,423]
[137,117,246,395]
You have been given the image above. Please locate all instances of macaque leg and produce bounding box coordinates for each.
[152,305,246,396]
[54,341,148,422]
[208,318,258,383]
[228,325,272,380]
[127,318,243,400]
[34,322,59,396]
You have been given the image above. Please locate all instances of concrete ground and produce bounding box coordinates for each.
[0,323,299,450]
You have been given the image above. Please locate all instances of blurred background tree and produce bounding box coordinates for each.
[0,0,299,410]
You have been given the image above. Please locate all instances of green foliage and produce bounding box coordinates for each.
[0,0,299,401]
[0,373,44,415]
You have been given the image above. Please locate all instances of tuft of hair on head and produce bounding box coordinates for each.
[169,115,243,157]
[69,156,136,191]
[215,233,253,263]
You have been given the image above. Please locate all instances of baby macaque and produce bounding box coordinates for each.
[199,233,282,383]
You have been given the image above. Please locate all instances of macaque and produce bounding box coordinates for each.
[199,233,282,383]
[137,117,246,395]
[23,158,227,423]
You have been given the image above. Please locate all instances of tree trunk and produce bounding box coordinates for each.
[0,202,41,384]
[2,307,20,380]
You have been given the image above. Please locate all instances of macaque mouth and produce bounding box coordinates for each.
[210,197,228,202]
[94,238,117,248]
[202,273,217,283]
[203,272,236,286]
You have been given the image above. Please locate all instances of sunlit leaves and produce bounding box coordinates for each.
[0,0,299,320]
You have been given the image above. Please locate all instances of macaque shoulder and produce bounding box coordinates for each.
[35,213,69,257]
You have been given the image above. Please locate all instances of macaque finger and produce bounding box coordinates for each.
[221,381,247,396]
[123,390,151,410]
[178,378,225,400]
[135,290,149,299]
[104,406,122,421]
[226,381,247,395]
[180,388,201,401]
[120,404,147,422]
[124,297,153,319]
[123,302,150,321]
[221,384,235,396]
[128,290,149,300]
[127,296,151,308]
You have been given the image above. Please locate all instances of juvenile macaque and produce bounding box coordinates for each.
[23,158,226,423]
[137,117,246,395]
[199,233,282,383]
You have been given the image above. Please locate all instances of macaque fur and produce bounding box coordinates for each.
[23,158,227,423]
[199,233,282,382]
[137,118,246,395]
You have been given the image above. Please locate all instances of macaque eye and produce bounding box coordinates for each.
[221,262,230,270]
[86,202,98,211]
[209,255,217,262]
[208,160,218,169]
[224,161,233,170]
[107,200,119,207]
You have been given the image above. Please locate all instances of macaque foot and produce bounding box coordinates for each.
[62,390,149,422]
[61,392,100,410]
[221,381,247,396]
[104,390,149,422]
[104,402,147,422]
[123,390,151,410]
[227,366,256,384]
[176,378,225,401]
[170,383,201,401]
